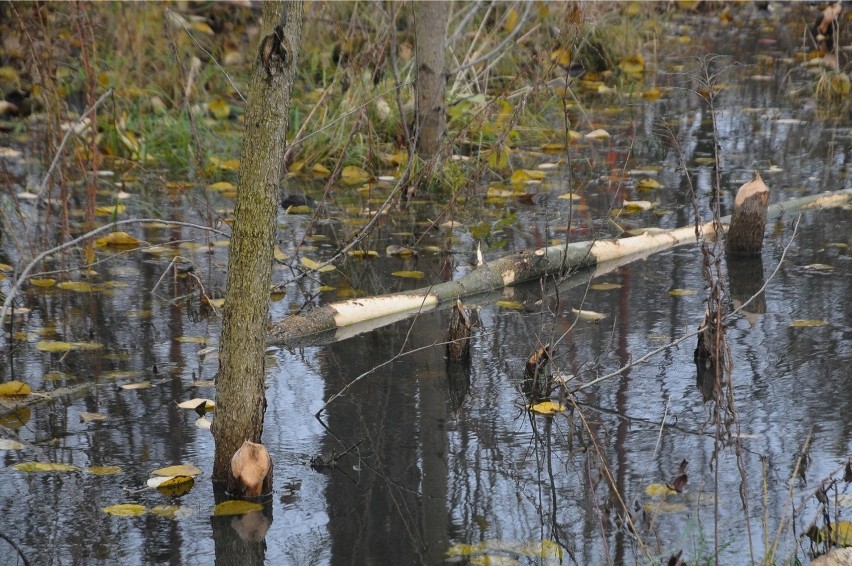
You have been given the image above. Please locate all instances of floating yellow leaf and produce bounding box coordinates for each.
[0,380,32,396]
[57,281,95,293]
[209,181,236,191]
[585,129,610,140]
[637,178,663,191]
[529,401,566,415]
[668,288,697,297]
[14,461,80,473]
[319,285,335,292]
[486,145,512,170]
[152,464,202,478]
[496,300,524,310]
[80,411,107,422]
[392,270,425,280]
[789,320,828,328]
[87,466,123,475]
[510,169,546,184]
[0,263,12,272]
[541,143,565,152]
[571,307,606,321]
[176,336,208,344]
[557,193,580,201]
[177,398,215,411]
[591,283,621,291]
[0,408,30,430]
[95,204,126,216]
[36,340,77,352]
[29,278,57,287]
[205,298,225,308]
[213,500,264,516]
[803,263,833,272]
[619,53,645,74]
[120,382,151,390]
[151,505,181,519]
[341,165,370,185]
[284,204,312,214]
[645,483,678,497]
[103,503,147,517]
[300,257,335,273]
[348,250,379,259]
[623,200,653,211]
[152,475,195,497]
[208,98,231,120]
[642,87,661,100]
[94,231,141,247]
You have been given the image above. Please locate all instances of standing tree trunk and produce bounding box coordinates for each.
[413,0,448,158]
[212,0,303,482]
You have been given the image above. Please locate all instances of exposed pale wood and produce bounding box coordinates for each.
[268,188,849,345]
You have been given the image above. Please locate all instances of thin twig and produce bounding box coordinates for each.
[36,88,114,200]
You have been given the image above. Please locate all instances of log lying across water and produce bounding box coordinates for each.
[268,188,850,346]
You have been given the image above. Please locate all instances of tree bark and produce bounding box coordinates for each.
[213,1,303,482]
[726,171,769,255]
[413,1,448,158]
[267,188,850,346]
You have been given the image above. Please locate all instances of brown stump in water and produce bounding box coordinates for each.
[228,440,273,497]
[726,171,770,255]
[447,300,473,362]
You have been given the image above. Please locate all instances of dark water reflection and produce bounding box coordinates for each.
[1,5,851,566]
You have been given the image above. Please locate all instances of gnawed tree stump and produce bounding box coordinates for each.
[523,345,551,402]
[447,300,473,362]
[228,440,273,497]
[726,171,769,255]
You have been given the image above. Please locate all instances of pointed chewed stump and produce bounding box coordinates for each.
[446,299,473,362]
[228,440,273,497]
[726,171,770,255]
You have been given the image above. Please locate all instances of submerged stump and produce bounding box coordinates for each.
[447,300,473,362]
[726,171,770,255]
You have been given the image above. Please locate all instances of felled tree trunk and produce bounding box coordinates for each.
[726,171,769,255]
[268,189,850,346]
[213,1,303,481]
[413,0,448,158]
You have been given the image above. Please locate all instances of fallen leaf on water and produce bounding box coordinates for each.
[120,382,151,390]
[29,278,57,288]
[0,439,24,450]
[176,336,208,344]
[341,165,370,185]
[213,500,264,516]
[209,181,235,191]
[623,200,653,211]
[528,401,566,415]
[571,307,606,321]
[205,297,225,308]
[591,282,621,291]
[348,250,379,259]
[87,466,123,475]
[619,53,645,74]
[148,475,195,497]
[57,281,96,293]
[510,169,546,184]
[300,257,335,273]
[94,231,141,247]
[557,192,580,201]
[391,270,425,279]
[803,263,833,272]
[151,505,182,519]
[152,464,202,478]
[178,398,215,411]
[14,461,80,473]
[496,300,524,310]
[637,178,663,191]
[645,483,678,497]
[95,204,126,216]
[0,380,32,396]
[585,129,610,140]
[789,320,828,328]
[80,411,107,422]
[196,417,212,430]
[103,503,147,517]
[668,288,697,297]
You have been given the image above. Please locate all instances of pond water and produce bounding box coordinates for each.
[1,5,851,566]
